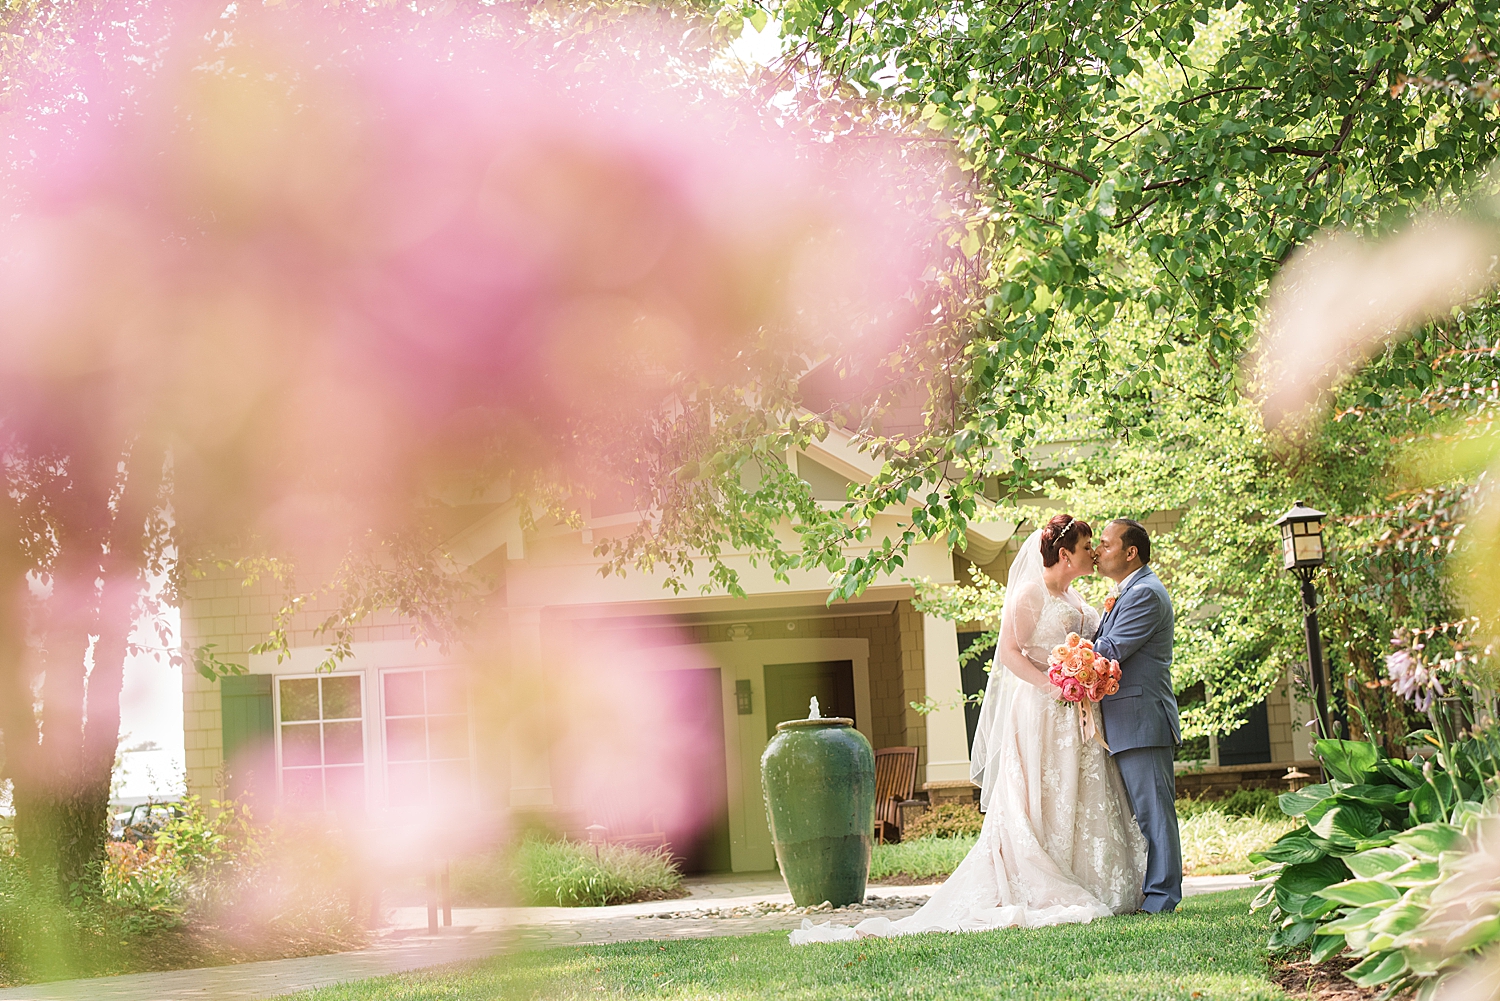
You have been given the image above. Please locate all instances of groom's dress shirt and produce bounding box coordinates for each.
[1101,566,1146,629]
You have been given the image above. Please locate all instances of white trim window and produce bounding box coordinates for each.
[381,667,472,804]
[277,674,366,812]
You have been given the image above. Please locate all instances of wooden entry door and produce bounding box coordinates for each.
[763,661,857,740]
[650,668,733,874]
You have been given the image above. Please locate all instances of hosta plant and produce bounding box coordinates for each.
[1252,729,1500,995]
[1303,805,1498,999]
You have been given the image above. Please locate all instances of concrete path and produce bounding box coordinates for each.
[0,874,1254,1001]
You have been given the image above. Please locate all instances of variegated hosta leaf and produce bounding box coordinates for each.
[1319,878,1403,907]
[1309,932,1346,965]
[1346,847,1414,879]
[1386,860,1442,888]
[1322,905,1391,936]
[1346,950,1410,988]
[1395,824,1469,858]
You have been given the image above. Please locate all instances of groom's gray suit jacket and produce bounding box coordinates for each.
[1094,565,1179,752]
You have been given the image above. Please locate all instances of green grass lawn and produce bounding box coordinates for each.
[286,889,1281,1001]
[870,806,1292,885]
[870,835,978,882]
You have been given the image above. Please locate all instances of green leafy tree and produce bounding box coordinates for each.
[747,0,1500,597]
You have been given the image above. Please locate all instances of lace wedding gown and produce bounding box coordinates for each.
[791,591,1146,944]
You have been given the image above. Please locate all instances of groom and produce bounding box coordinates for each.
[1092,519,1183,914]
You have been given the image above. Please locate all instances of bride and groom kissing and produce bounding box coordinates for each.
[794,514,1181,943]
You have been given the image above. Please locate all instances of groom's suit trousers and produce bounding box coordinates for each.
[1113,745,1183,913]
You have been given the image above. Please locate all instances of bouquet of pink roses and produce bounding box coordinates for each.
[1048,632,1122,702]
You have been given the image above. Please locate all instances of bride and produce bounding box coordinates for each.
[792,514,1146,943]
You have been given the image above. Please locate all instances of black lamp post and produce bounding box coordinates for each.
[1275,502,1333,742]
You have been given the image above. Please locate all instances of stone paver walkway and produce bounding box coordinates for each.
[0,873,1254,1001]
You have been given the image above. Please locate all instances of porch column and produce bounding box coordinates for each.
[922,612,972,784]
[505,606,554,807]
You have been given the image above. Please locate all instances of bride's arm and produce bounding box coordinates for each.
[998,583,1052,689]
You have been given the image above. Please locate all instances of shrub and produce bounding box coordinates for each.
[513,837,683,907]
[1176,788,1281,821]
[1218,788,1282,818]
[904,802,984,840]
[450,849,516,907]
[0,796,367,986]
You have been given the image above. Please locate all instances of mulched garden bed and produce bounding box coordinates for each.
[868,874,945,886]
[1270,953,1413,1001]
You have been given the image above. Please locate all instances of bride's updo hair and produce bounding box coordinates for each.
[1039,513,1091,567]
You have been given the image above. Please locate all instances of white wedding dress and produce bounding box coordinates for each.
[790,560,1147,944]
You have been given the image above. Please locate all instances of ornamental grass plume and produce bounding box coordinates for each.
[1,3,929,558]
[0,0,935,901]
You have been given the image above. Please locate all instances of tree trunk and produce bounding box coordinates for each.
[2,460,154,896]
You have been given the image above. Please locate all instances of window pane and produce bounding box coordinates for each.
[280,679,319,722]
[321,676,362,720]
[428,715,470,760]
[1294,534,1323,562]
[323,720,364,765]
[425,670,467,715]
[283,768,322,808]
[387,761,427,802]
[386,717,427,762]
[384,671,425,716]
[325,766,366,812]
[430,758,470,801]
[281,722,322,766]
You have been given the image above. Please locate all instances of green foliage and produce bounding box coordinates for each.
[98,797,255,930]
[1217,789,1284,819]
[0,798,367,985]
[1251,730,1500,993]
[449,849,517,907]
[1285,805,1500,997]
[903,802,985,840]
[910,563,1004,670]
[513,837,684,908]
[742,0,1500,605]
[868,833,976,882]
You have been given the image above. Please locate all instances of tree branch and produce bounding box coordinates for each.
[1014,150,1097,182]
[1142,175,1199,191]
[1112,196,1160,228]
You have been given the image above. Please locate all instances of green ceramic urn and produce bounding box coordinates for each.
[760,716,875,907]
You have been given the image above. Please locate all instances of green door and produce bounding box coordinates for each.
[763,661,856,740]
[220,674,274,803]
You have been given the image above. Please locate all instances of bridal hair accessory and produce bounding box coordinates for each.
[1048,633,1121,749]
[1048,516,1075,539]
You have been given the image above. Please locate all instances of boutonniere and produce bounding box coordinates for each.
[1103,587,1121,614]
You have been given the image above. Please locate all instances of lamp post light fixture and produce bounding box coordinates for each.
[1274,501,1333,742]
[585,823,609,860]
